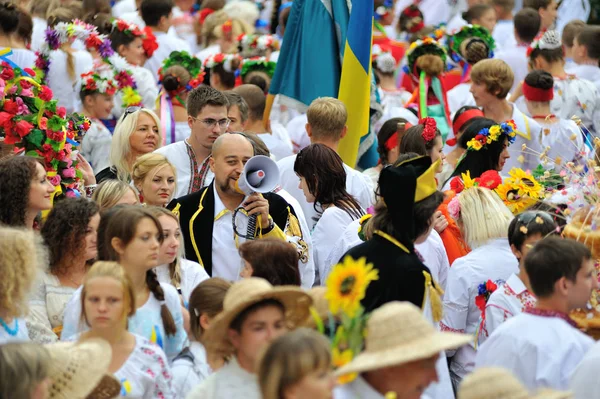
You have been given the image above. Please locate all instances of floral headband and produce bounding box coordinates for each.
[419,117,437,143]
[466,120,517,151]
[241,57,276,79]
[159,51,205,92]
[113,19,144,38]
[204,53,243,73]
[400,5,424,33]
[142,27,158,58]
[80,71,117,96]
[405,37,447,75]
[448,170,503,219]
[527,30,562,57]
[237,33,280,53]
[447,24,495,64]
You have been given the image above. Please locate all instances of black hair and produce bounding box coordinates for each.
[0,1,20,35]
[514,9,541,43]
[140,0,174,27]
[452,105,483,135]
[524,237,591,298]
[210,61,241,90]
[399,123,442,156]
[86,12,113,35]
[376,117,408,165]
[508,210,557,253]
[414,191,445,239]
[229,298,285,332]
[294,144,364,222]
[524,70,554,102]
[529,47,564,65]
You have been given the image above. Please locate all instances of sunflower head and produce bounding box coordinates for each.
[506,168,543,198]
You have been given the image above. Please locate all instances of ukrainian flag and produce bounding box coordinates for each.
[336,0,374,168]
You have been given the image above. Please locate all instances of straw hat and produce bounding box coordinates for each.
[530,390,573,399]
[46,338,115,399]
[458,367,530,399]
[336,302,470,376]
[85,375,122,399]
[204,277,313,356]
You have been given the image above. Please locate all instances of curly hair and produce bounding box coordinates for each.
[0,156,43,227]
[0,227,45,318]
[41,198,99,275]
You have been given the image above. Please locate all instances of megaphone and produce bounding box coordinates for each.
[235,155,280,195]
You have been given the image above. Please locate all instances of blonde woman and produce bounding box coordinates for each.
[440,186,518,388]
[132,153,177,207]
[0,343,51,398]
[172,278,231,398]
[148,207,209,304]
[258,328,335,399]
[77,261,176,399]
[95,107,162,183]
[0,227,44,343]
[92,179,139,211]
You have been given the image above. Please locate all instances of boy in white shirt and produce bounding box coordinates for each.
[476,237,596,392]
[491,0,516,51]
[570,25,600,91]
[562,20,586,72]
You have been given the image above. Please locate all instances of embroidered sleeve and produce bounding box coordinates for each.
[152,348,177,399]
[26,278,58,344]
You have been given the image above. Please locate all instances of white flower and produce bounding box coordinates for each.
[223,57,233,73]
[108,54,128,71]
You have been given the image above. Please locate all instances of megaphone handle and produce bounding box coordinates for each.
[246,214,258,240]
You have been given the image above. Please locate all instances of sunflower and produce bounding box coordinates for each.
[332,348,357,384]
[495,182,536,214]
[325,256,379,318]
[506,168,543,199]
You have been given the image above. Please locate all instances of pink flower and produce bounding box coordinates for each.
[61,167,76,178]
[15,98,30,115]
[20,88,33,97]
[8,85,17,95]
[65,190,77,198]
[39,85,53,101]
[448,196,461,220]
[39,117,48,130]
[57,107,66,118]
[48,174,61,186]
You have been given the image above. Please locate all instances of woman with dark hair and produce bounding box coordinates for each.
[0,156,54,228]
[61,206,187,361]
[399,117,446,173]
[443,106,485,182]
[0,2,35,68]
[363,117,409,187]
[204,52,243,90]
[28,198,100,343]
[239,239,301,286]
[294,144,364,282]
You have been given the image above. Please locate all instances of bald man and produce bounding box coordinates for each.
[168,133,300,281]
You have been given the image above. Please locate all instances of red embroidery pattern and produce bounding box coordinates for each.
[440,322,465,334]
[185,140,211,194]
[504,283,536,311]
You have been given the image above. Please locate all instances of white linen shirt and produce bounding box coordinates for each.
[496,45,529,94]
[476,312,594,392]
[441,238,519,379]
[479,273,535,346]
[570,340,600,399]
[80,119,112,172]
[186,356,261,399]
[447,83,475,115]
[172,341,212,399]
[568,64,600,92]
[277,154,375,230]
[154,259,209,305]
[492,20,516,52]
[334,376,385,399]
[144,32,192,81]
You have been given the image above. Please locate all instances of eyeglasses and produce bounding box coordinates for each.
[190,116,231,130]
[121,106,142,121]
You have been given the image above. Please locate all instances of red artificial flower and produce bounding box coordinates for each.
[450,176,464,193]
[15,119,33,138]
[475,134,487,145]
[85,34,104,49]
[3,99,18,114]
[419,117,437,142]
[485,280,498,293]
[47,129,65,142]
[142,27,158,58]
[85,79,98,91]
[0,67,14,81]
[117,20,130,32]
[24,68,35,77]
[39,85,53,101]
[57,107,67,118]
[0,111,12,127]
[475,294,486,312]
[20,79,32,89]
[476,170,502,190]
[39,116,48,130]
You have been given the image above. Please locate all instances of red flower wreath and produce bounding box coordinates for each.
[419,117,437,142]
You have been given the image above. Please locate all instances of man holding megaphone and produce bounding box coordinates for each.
[168,133,304,283]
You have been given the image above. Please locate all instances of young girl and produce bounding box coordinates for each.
[0,227,43,343]
[399,117,446,175]
[0,2,36,69]
[147,207,209,304]
[372,46,411,114]
[28,198,100,343]
[79,71,117,172]
[61,206,187,360]
[294,144,364,282]
[92,179,140,210]
[171,278,231,398]
[363,118,410,187]
[204,52,243,91]
[132,153,177,207]
[78,261,176,398]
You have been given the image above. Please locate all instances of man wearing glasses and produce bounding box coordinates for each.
[156,85,230,198]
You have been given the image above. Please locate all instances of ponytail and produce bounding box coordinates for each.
[63,45,76,81]
[145,269,177,336]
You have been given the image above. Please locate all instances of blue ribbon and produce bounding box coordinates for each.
[0,49,30,77]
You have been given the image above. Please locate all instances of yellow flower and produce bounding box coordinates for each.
[461,170,476,190]
[325,256,379,317]
[467,138,482,151]
[122,87,142,107]
[506,168,543,199]
[333,348,357,384]
[488,125,501,140]
[495,182,536,214]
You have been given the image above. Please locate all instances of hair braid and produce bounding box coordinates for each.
[145,269,177,336]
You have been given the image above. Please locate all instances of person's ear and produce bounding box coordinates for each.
[227,328,241,350]
[339,125,348,139]
[111,237,126,256]
[510,243,522,261]
[199,313,211,331]
[305,123,312,138]
[209,155,216,172]
[555,276,569,297]
[117,44,127,56]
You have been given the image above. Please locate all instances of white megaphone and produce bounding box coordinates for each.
[235,155,280,195]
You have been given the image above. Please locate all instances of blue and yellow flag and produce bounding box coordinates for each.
[336,0,373,168]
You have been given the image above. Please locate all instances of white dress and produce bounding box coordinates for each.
[116,334,176,399]
[1,47,36,70]
[113,65,159,118]
[0,318,29,344]
[26,272,77,344]
[154,259,209,305]
[185,357,261,399]
[60,282,187,361]
[440,238,519,381]
[47,49,94,113]
[314,206,362,284]
[171,341,212,399]
[476,312,594,391]
[478,273,535,346]
[80,119,112,172]
[539,118,588,166]
[570,341,600,399]
[568,64,600,93]
[144,32,192,81]
[277,154,375,230]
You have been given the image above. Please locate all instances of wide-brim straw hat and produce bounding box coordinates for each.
[336,302,470,376]
[458,367,530,399]
[86,374,122,399]
[204,277,313,356]
[46,338,114,399]
[530,390,573,399]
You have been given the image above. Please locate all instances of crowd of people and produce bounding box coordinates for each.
[0,0,600,398]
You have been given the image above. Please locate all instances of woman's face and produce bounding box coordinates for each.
[429,136,445,173]
[83,276,128,330]
[116,217,161,271]
[470,81,497,108]
[84,213,101,261]
[28,162,55,214]
[284,368,336,399]
[119,38,145,66]
[297,175,316,203]
[473,8,497,34]
[129,113,160,157]
[157,215,181,265]
[240,259,254,279]
[116,188,140,206]
[140,165,176,207]
[496,138,510,171]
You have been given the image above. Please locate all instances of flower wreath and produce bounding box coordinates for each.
[240,57,276,79]
[466,120,517,151]
[204,53,243,73]
[399,4,424,33]
[35,20,142,108]
[80,71,117,96]
[158,51,205,93]
[447,24,495,65]
[404,37,448,76]
[237,33,280,56]
[142,26,158,59]
[527,30,562,57]
[0,63,90,199]
[372,45,397,74]
[494,168,544,214]
[113,19,144,38]
[419,117,437,143]
[448,170,503,219]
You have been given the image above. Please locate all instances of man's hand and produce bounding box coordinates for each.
[244,193,270,227]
